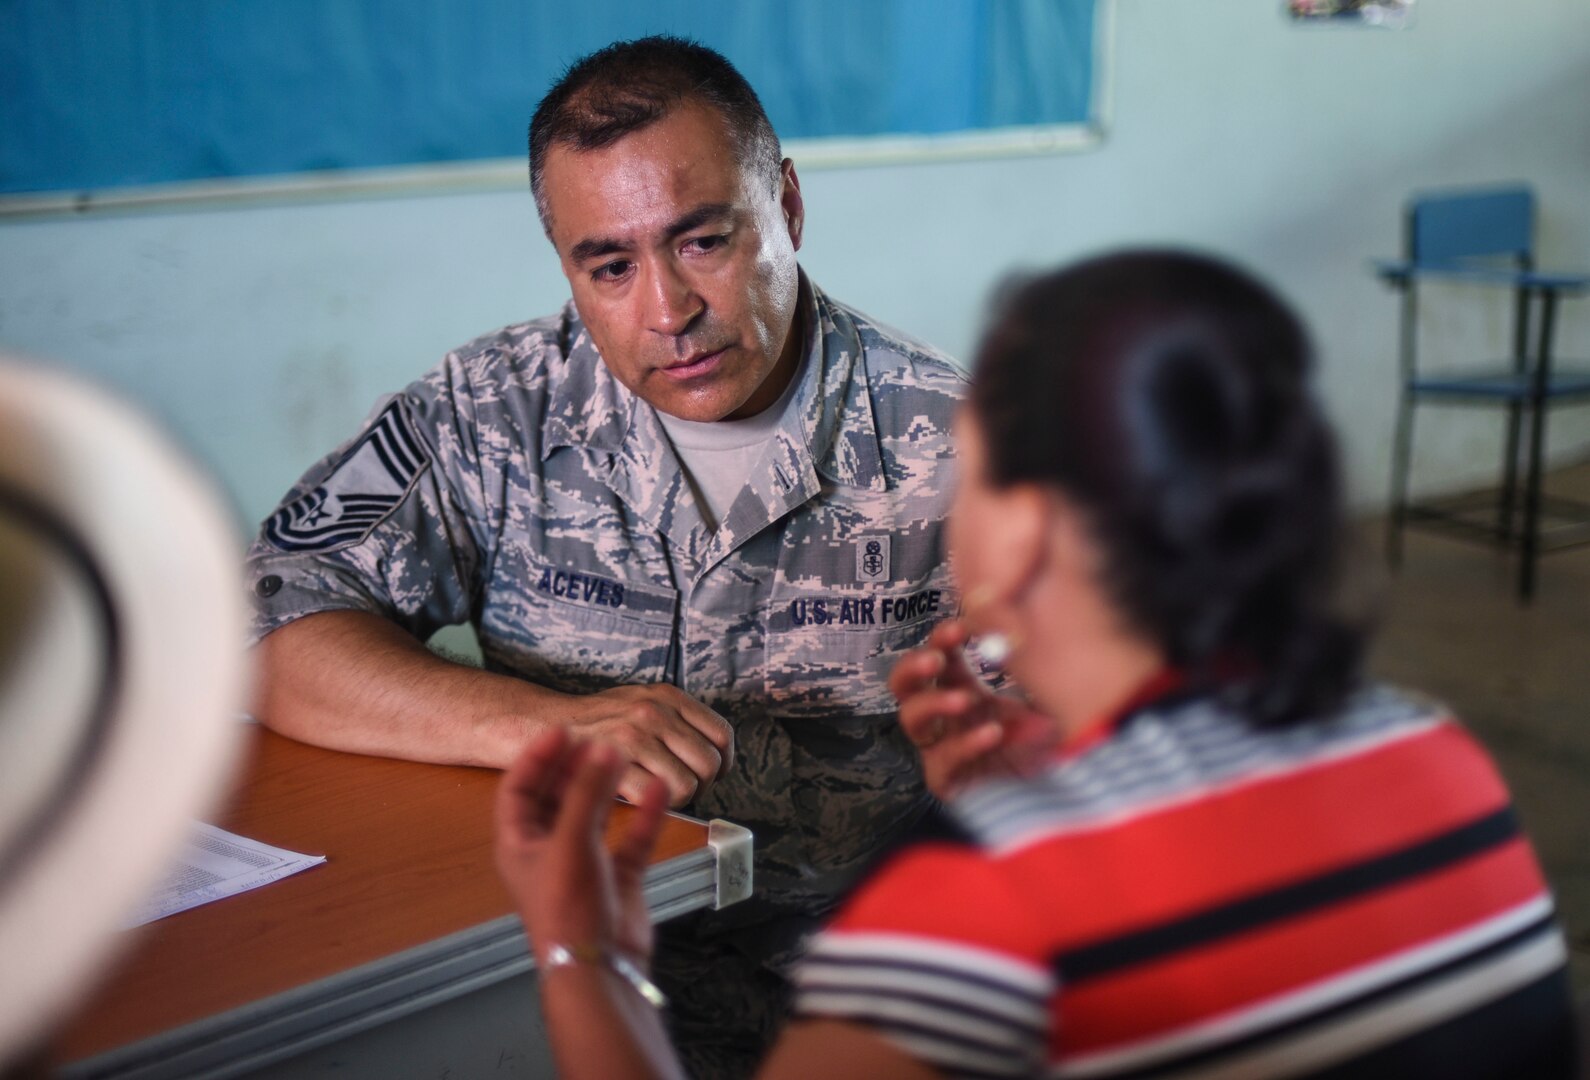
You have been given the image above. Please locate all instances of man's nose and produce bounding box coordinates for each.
[644,261,703,337]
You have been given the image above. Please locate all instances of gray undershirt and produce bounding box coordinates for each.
[656,349,808,532]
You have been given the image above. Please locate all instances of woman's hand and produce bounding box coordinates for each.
[889,619,1060,798]
[494,728,669,969]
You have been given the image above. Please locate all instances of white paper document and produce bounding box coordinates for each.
[126,822,326,928]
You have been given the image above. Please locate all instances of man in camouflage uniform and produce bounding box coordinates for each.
[246,37,962,1078]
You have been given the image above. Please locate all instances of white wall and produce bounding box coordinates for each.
[2,0,1587,531]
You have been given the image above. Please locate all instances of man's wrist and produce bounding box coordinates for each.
[480,680,575,767]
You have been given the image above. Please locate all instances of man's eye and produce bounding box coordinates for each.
[686,235,727,254]
[592,260,632,282]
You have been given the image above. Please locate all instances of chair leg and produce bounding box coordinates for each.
[1520,405,1546,602]
[1387,284,1418,570]
[1518,290,1558,603]
[1388,390,1416,569]
[1499,401,1523,541]
[1499,283,1533,542]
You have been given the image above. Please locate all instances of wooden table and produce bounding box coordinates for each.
[53,728,751,1080]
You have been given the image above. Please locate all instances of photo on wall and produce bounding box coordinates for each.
[1287,0,1414,27]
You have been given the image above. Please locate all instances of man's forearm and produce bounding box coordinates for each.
[252,610,565,768]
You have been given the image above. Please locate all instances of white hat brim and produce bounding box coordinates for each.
[0,358,249,1059]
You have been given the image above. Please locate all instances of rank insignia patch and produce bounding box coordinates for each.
[264,400,427,552]
[855,534,890,582]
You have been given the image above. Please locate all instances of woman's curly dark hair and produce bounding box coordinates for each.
[972,250,1365,726]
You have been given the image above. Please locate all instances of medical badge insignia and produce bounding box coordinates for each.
[264,399,427,552]
[855,535,890,583]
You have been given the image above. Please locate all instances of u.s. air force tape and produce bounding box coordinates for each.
[265,399,428,553]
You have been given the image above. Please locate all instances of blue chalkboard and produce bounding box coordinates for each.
[0,0,1099,195]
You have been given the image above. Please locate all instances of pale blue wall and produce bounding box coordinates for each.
[2,0,1587,532]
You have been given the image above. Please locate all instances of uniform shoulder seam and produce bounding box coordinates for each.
[826,296,964,380]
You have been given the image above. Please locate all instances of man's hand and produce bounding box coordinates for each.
[253,611,729,806]
[888,619,1058,798]
[494,728,668,969]
[566,684,734,807]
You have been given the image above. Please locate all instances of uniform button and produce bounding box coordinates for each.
[255,574,283,598]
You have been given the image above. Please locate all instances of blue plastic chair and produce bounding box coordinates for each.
[1375,185,1590,601]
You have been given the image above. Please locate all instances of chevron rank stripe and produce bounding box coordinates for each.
[265,400,427,553]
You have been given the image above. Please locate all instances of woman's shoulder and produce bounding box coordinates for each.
[942,681,1463,849]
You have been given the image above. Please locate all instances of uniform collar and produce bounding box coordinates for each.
[541,303,633,459]
[539,307,702,563]
[539,274,887,576]
[792,274,888,493]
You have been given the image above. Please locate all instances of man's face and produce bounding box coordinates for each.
[542,102,805,422]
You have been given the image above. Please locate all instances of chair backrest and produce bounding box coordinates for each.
[1407,186,1534,267]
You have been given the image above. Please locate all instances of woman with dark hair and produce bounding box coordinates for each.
[494,251,1575,1079]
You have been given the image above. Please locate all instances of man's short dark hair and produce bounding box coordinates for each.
[528,36,783,238]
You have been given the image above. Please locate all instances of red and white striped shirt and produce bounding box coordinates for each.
[794,684,1573,1078]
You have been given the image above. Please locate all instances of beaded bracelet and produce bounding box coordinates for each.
[540,942,668,1008]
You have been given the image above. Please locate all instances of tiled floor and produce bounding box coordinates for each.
[1366,464,1590,994]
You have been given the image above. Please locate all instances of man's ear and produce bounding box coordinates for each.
[779,159,805,252]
